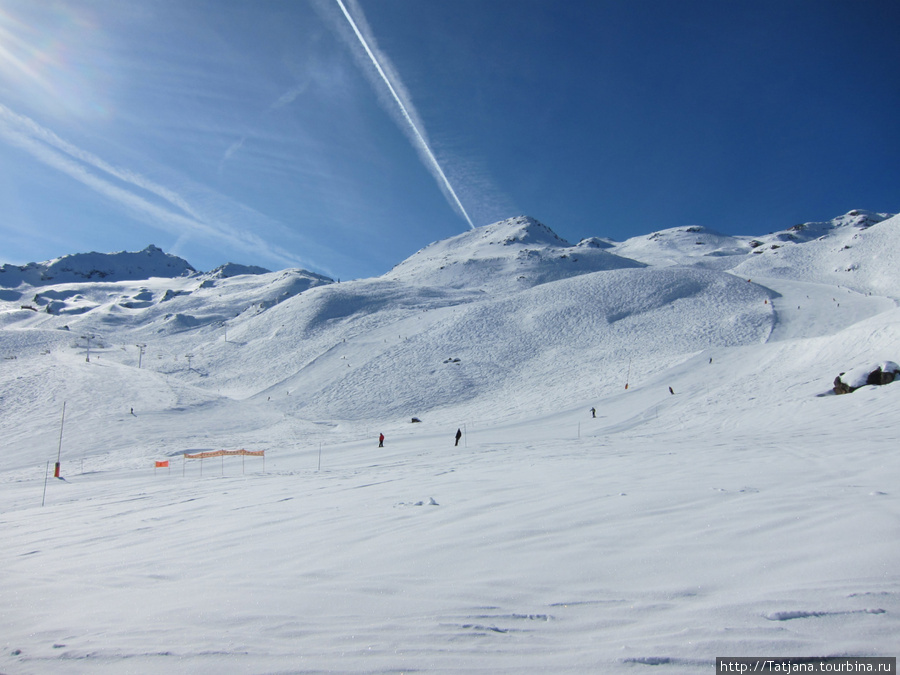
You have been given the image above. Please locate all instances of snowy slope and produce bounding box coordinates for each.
[732,212,900,298]
[1,213,899,673]
[0,221,772,429]
[610,224,754,267]
[609,210,895,278]
[263,266,772,421]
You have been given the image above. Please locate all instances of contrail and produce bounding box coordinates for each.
[333,0,475,229]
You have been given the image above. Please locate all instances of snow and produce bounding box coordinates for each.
[1,210,899,673]
[206,262,272,279]
[386,216,645,291]
[0,245,197,288]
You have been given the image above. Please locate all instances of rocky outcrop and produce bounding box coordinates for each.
[834,361,900,394]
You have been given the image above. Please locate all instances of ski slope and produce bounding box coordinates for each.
[1,213,898,673]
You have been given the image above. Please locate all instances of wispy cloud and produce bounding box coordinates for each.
[0,102,318,271]
[269,82,309,111]
[219,135,246,174]
[218,81,311,173]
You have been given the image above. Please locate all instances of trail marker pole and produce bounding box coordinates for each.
[42,461,50,506]
[54,401,66,478]
[317,443,322,471]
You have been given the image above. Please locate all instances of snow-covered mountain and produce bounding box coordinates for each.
[608,209,895,270]
[1,210,898,673]
[206,262,273,279]
[0,215,776,417]
[386,215,644,290]
[0,244,197,287]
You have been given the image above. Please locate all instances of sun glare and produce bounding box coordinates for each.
[0,5,111,120]
[0,9,53,90]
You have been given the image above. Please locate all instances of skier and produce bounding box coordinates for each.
[668,386,675,395]
[590,407,596,418]
[455,428,462,446]
[378,433,384,448]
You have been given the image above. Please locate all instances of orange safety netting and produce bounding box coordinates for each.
[183,449,265,459]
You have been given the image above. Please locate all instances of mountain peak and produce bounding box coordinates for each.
[205,262,273,279]
[386,215,642,290]
[472,216,571,247]
[0,245,196,288]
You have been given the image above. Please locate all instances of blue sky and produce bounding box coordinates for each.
[0,0,897,280]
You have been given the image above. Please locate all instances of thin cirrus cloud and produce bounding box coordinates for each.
[0,102,319,271]
[219,135,246,174]
[218,81,309,174]
[269,82,309,112]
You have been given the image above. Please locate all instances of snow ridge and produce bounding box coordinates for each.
[388,215,644,290]
[0,244,196,287]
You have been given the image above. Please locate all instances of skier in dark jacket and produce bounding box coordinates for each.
[455,428,462,446]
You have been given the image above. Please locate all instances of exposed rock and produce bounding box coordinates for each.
[833,361,900,394]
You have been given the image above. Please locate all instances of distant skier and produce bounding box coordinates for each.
[378,433,384,448]
[668,387,675,395]
[455,428,462,446]
[590,407,596,418]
